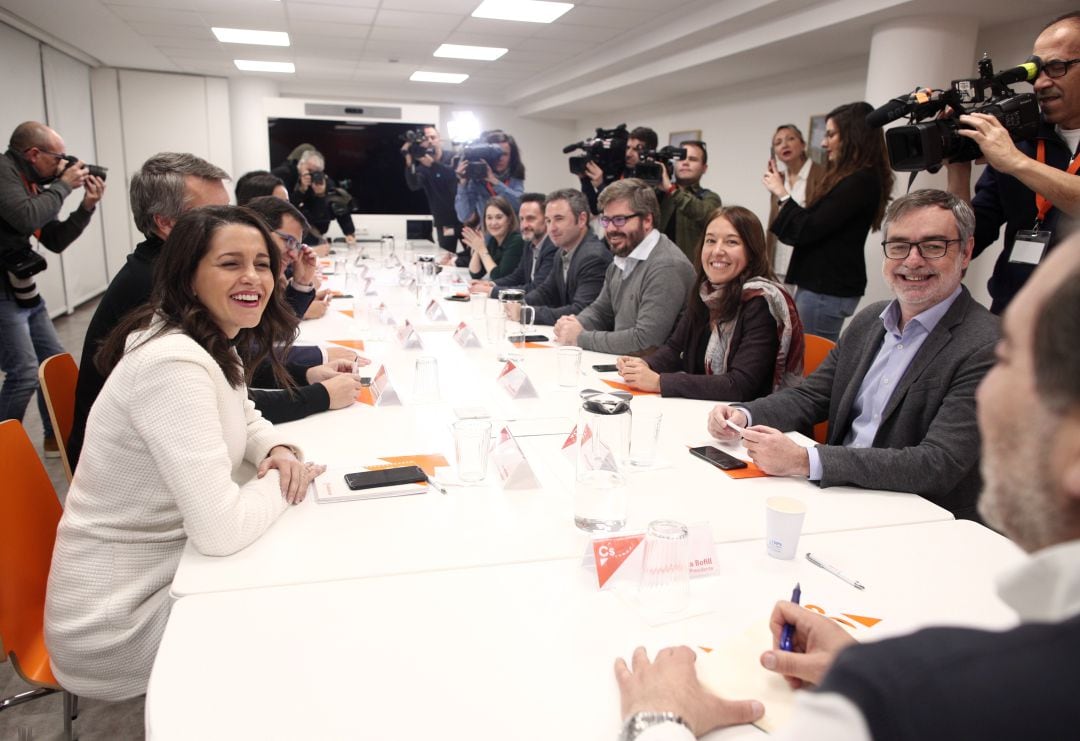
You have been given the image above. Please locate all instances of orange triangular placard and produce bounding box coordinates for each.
[593,533,644,588]
[841,613,882,628]
[338,309,354,318]
[602,379,659,396]
[355,386,375,406]
[329,339,365,350]
[698,646,714,654]
[374,454,450,476]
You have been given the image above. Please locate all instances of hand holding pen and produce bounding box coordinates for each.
[760,600,857,689]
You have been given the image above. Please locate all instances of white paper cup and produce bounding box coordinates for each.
[765,496,806,559]
[556,346,582,387]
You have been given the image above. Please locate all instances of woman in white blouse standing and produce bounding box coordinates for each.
[45,205,322,700]
[765,124,821,288]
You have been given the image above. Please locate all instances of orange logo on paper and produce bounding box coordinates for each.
[805,604,882,630]
[593,534,644,588]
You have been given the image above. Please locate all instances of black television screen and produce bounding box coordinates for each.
[268,118,434,215]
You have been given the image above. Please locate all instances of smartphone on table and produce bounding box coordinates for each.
[689,446,748,471]
[344,465,427,490]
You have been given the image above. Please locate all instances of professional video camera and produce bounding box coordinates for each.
[564,124,629,180]
[457,141,505,180]
[61,154,107,181]
[868,54,1042,172]
[631,145,687,186]
[400,128,434,160]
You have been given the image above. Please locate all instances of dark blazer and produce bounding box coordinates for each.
[743,287,999,518]
[491,235,557,298]
[525,232,611,326]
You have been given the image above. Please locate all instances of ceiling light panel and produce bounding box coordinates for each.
[410,71,469,84]
[234,60,296,73]
[471,0,573,24]
[434,44,508,61]
[213,28,290,46]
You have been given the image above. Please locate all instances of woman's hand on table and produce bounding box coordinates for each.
[616,356,660,392]
[259,446,320,504]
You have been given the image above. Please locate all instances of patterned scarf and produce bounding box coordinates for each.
[701,277,804,390]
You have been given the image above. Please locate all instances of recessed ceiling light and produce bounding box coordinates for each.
[213,28,290,46]
[410,71,469,84]
[471,0,573,24]
[434,43,508,61]
[234,60,295,73]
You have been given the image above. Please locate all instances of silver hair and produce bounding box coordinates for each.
[130,153,229,237]
[882,188,975,245]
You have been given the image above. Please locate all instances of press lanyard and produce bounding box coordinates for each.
[18,169,43,240]
[1034,140,1080,226]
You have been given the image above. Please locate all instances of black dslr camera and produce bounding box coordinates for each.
[310,170,326,185]
[631,145,687,186]
[61,154,107,181]
[564,124,629,180]
[400,128,434,159]
[458,142,504,180]
[869,54,1042,172]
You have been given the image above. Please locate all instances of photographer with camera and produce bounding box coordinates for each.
[0,121,105,456]
[285,148,356,246]
[402,125,462,263]
[578,125,657,214]
[656,140,722,261]
[945,12,1080,314]
[454,129,525,228]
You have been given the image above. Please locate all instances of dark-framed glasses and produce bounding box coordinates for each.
[599,213,642,228]
[1042,58,1080,79]
[882,238,961,260]
[274,230,301,252]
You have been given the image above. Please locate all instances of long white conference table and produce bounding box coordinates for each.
[147,251,1012,738]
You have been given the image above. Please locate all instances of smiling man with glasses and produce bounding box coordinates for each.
[553,178,695,355]
[946,11,1080,315]
[707,189,999,519]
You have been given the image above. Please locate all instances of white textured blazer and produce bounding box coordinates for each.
[45,325,296,700]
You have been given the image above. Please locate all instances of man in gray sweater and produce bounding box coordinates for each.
[554,178,695,355]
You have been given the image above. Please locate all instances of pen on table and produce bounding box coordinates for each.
[425,474,449,496]
[806,552,866,590]
[779,582,801,652]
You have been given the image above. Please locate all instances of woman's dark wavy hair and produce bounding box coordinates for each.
[683,206,776,339]
[807,101,894,230]
[96,205,299,389]
[483,129,525,180]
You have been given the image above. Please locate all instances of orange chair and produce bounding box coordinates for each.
[0,420,78,738]
[803,334,836,444]
[39,352,79,482]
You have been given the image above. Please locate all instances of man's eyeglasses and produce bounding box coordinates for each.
[882,238,961,260]
[274,230,301,252]
[26,147,67,161]
[599,213,642,228]
[1042,58,1080,79]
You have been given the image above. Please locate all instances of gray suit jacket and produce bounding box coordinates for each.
[744,286,999,518]
[525,232,611,326]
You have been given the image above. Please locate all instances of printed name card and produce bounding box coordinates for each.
[376,302,396,325]
[561,423,580,464]
[356,263,370,278]
[396,320,423,349]
[586,523,717,589]
[425,299,448,321]
[492,426,541,490]
[361,276,377,296]
[496,361,538,399]
[453,321,482,348]
[365,365,401,406]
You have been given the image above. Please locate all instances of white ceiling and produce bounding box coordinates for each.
[0,0,1073,119]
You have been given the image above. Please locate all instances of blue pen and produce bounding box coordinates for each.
[779,582,801,651]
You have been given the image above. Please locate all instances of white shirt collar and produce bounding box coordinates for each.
[613,228,660,274]
[997,538,1080,623]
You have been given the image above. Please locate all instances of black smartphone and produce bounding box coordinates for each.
[507,333,549,343]
[344,465,427,490]
[689,446,748,471]
[359,377,372,386]
[445,294,470,302]
[592,363,618,372]
[335,293,354,299]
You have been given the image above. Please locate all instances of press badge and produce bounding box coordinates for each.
[1011,229,1050,265]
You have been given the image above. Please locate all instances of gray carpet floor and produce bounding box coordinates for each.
[1,296,146,740]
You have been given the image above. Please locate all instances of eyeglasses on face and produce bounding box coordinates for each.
[1042,58,1080,79]
[274,230,301,251]
[881,238,961,260]
[599,213,642,228]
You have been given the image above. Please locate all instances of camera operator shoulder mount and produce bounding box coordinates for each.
[868,53,1042,175]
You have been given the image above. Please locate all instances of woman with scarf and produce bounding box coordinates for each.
[616,206,804,400]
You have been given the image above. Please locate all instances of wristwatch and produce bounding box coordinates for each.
[619,712,690,740]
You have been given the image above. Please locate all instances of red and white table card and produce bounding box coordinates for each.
[492,426,541,489]
[453,321,482,348]
[496,360,538,399]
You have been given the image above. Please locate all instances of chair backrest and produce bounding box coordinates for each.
[803,334,836,444]
[0,420,63,686]
[39,352,78,481]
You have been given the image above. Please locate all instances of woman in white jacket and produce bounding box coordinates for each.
[45,205,321,700]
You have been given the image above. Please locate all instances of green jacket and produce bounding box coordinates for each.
[658,184,721,262]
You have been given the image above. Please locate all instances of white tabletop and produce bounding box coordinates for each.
[149,519,1023,740]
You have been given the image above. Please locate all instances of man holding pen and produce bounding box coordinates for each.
[612,233,1080,739]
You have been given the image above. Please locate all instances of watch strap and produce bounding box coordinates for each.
[619,711,690,740]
